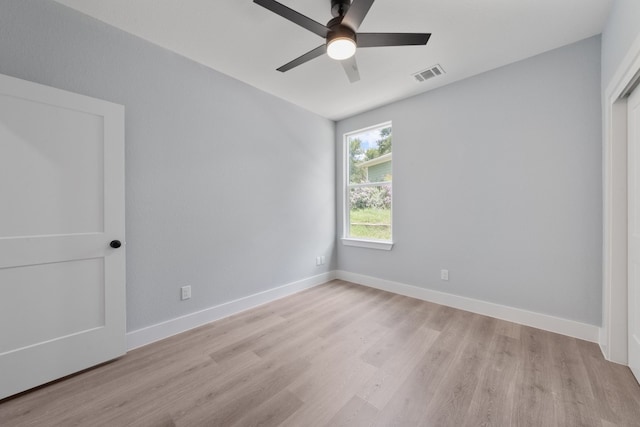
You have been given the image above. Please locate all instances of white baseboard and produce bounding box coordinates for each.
[126,271,336,350]
[127,269,600,351]
[336,270,600,343]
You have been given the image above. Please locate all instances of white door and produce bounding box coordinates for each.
[0,74,126,400]
[629,85,640,382]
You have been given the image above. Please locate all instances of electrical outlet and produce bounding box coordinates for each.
[440,269,449,281]
[321,255,325,265]
[181,285,191,300]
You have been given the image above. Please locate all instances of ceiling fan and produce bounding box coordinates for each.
[254,0,431,82]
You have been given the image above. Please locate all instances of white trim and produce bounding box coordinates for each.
[341,238,394,251]
[126,271,335,350]
[336,270,600,343]
[602,31,640,364]
[349,181,392,188]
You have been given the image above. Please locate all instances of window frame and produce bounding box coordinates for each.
[341,121,394,251]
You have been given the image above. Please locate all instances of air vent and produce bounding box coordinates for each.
[412,64,445,82]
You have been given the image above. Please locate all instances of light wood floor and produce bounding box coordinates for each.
[1,280,640,426]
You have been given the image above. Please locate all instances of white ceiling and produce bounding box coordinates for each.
[52,0,612,121]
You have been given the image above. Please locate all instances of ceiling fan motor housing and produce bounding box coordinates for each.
[327,19,357,45]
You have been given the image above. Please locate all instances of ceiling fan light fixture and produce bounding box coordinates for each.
[326,26,357,60]
[327,37,356,60]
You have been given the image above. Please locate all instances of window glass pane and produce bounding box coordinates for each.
[346,123,392,242]
[347,126,392,185]
[349,184,391,240]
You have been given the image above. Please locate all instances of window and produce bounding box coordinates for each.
[343,122,393,250]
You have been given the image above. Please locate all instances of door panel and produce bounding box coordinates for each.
[0,258,105,353]
[0,93,105,237]
[0,74,125,400]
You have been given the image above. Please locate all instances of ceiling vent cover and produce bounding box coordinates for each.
[412,64,445,82]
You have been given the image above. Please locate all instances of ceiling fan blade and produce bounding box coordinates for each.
[341,0,375,31]
[254,0,329,38]
[277,45,327,72]
[341,56,360,83]
[358,33,431,48]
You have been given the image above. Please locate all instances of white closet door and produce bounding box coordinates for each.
[0,74,126,400]
[628,85,640,383]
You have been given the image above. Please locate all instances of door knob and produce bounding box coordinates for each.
[110,240,122,249]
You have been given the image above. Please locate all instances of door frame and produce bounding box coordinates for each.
[602,33,640,364]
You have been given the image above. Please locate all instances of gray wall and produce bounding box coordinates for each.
[0,0,336,331]
[601,0,640,88]
[0,0,605,331]
[336,36,603,325]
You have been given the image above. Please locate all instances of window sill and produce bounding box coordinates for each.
[341,238,394,251]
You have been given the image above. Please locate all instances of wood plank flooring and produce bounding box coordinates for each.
[1,280,640,426]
